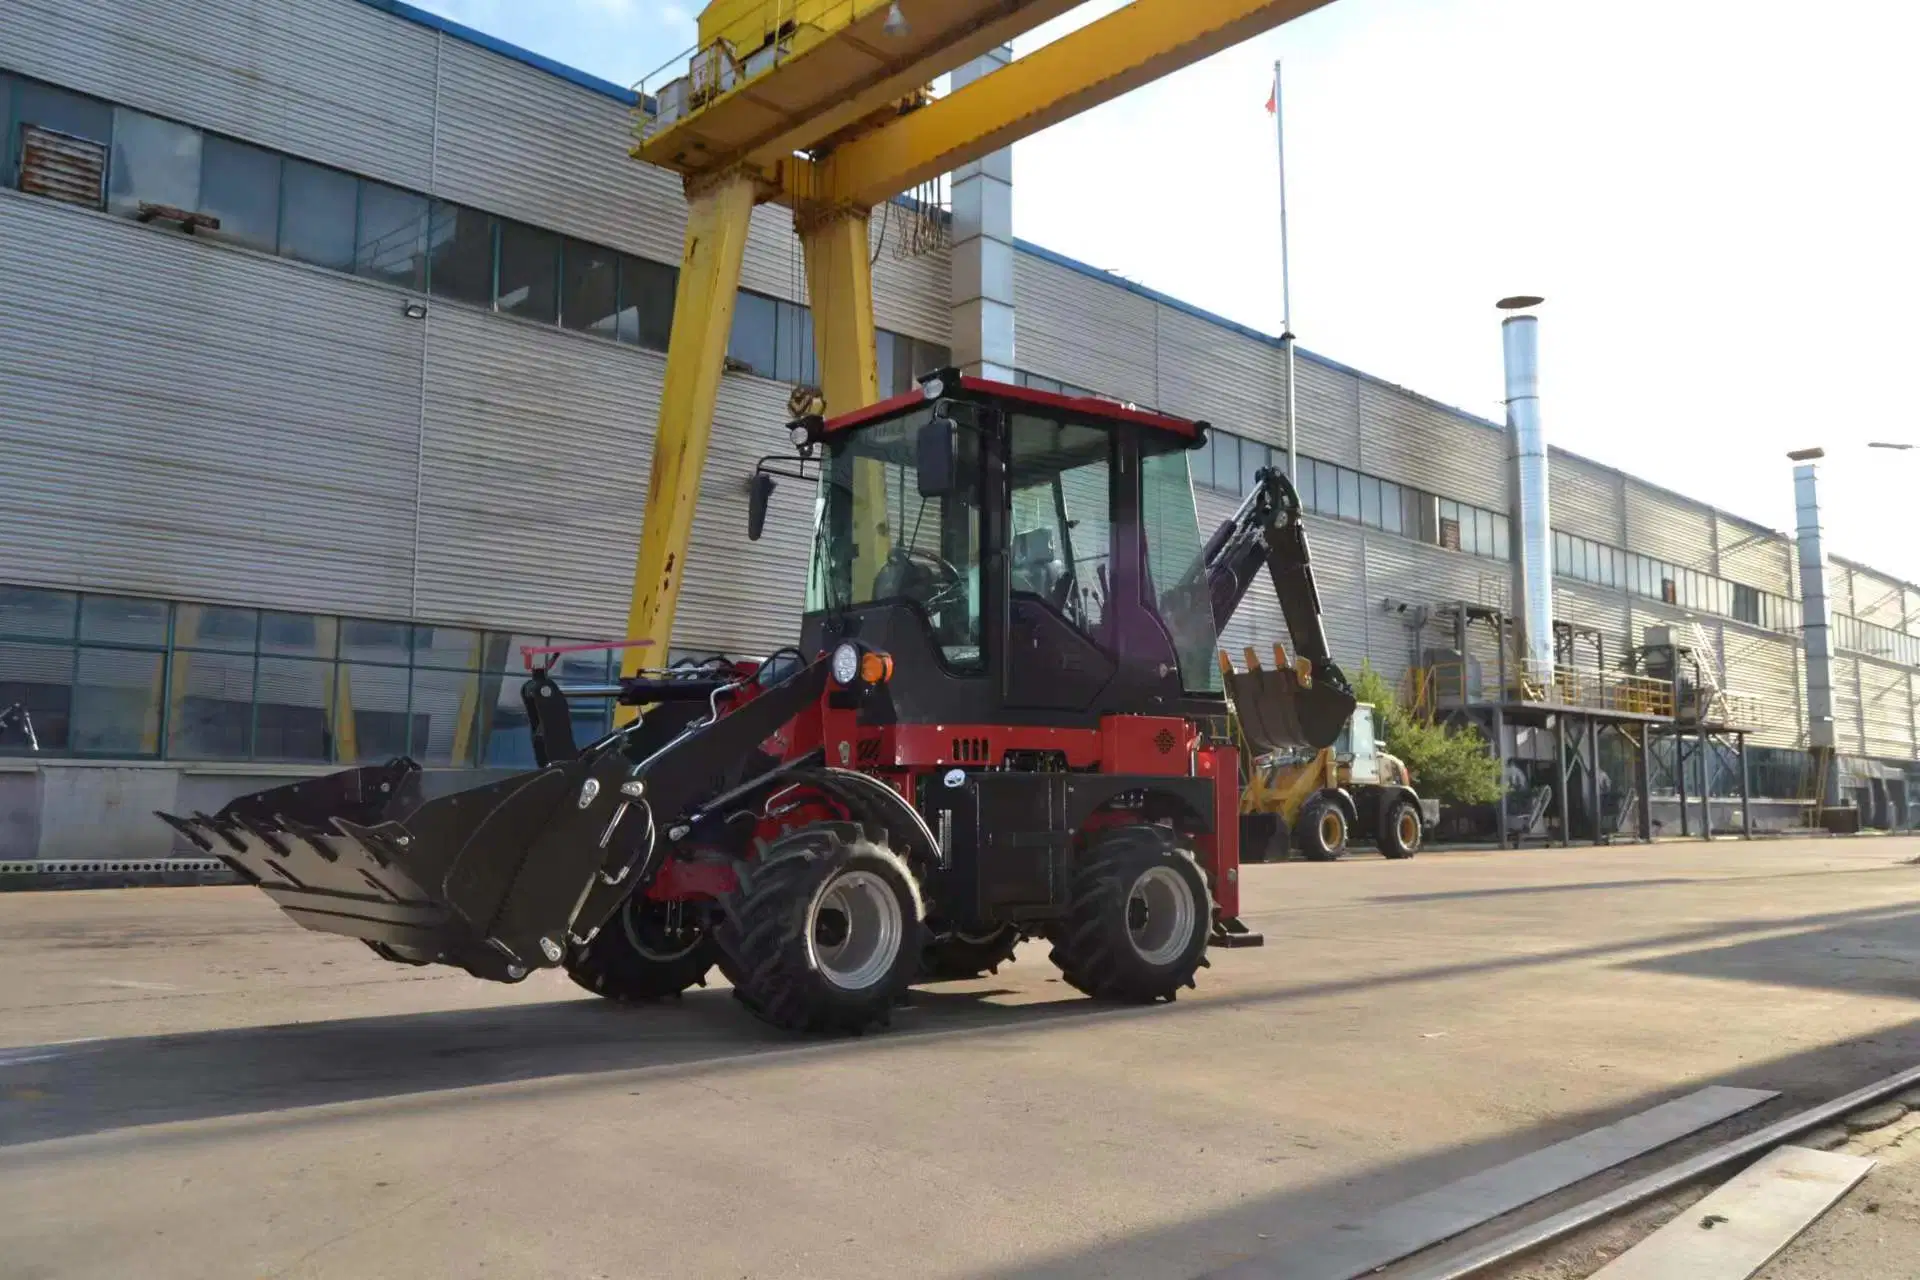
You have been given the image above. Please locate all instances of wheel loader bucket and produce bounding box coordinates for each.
[1219,654,1356,754]
[156,656,833,982]
[158,757,614,980]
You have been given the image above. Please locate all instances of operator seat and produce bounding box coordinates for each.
[1011,527,1067,605]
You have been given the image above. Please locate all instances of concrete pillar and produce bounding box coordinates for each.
[949,46,1015,381]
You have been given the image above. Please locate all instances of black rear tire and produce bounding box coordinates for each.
[1296,795,1348,861]
[1048,825,1213,1003]
[921,925,1022,980]
[717,822,924,1034]
[1377,797,1422,859]
[1239,812,1283,864]
[565,896,718,1001]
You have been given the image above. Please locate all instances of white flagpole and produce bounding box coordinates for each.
[1274,58,1298,483]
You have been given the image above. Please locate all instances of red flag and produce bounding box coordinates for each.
[1264,77,1276,114]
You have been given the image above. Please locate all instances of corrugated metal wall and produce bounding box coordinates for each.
[0,194,421,616]
[1830,654,1863,756]
[1857,658,1914,760]
[1555,582,1632,666]
[1153,306,1279,434]
[1359,382,1505,511]
[1715,515,1793,596]
[1722,628,1803,748]
[1013,254,1158,408]
[2,0,440,191]
[1625,481,1715,570]
[1844,562,1912,629]
[1550,452,1624,545]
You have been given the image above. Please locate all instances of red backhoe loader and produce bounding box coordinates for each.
[161,374,1354,1034]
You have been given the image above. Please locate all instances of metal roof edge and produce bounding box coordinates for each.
[1830,553,1920,597]
[351,0,639,105]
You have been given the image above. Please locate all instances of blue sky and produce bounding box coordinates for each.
[410,0,1920,587]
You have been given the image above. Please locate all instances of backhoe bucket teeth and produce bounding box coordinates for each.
[156,757,615,981]
[1221,664,1356,754]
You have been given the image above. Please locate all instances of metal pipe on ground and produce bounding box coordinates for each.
[1400,1061,1920,1280]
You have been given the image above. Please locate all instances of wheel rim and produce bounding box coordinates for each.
[1321,812,1342,846]
[621,897,705,963]
[1125,865,1196,967]
[1398,811,1419,846]
[809,869,904,991]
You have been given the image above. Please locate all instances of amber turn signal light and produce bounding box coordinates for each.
[858,650,894,685]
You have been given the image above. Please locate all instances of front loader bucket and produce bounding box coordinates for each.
[159,757,612,981]
[158,655,833,982]
[1220,658,1356,754]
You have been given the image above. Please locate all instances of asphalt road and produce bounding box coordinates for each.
[2,837,1918,1280]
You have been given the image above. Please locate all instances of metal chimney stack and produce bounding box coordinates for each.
[1793,461,1836,751]
[1501,299,1554,683]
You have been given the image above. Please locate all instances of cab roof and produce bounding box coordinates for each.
[821,372,1207,441]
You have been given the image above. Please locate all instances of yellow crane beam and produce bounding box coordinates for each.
[637,0,1085,179]
[789,0,1336,209]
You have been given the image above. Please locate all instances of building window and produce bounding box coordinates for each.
[107,107,202,220]
[278,159,357,271]
[198,135,281,252]
[1240,439,1269,497]
[773,301,817,386]
[560,238,619,337]
[729,290,779,376]
[619,255,676,350]
[354,181,428,291]
[496,220,558,322]
[426,201,494,307]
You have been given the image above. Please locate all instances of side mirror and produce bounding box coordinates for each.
[916,415,958,498]
[747,472,776,541]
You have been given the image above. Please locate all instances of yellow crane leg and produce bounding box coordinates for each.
[618,171,759,707]
[798,205,889,594]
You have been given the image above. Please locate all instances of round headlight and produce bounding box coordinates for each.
[789,422,812,448]
[830,642,862,686]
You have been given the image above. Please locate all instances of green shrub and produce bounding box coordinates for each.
[1349,664,1502,806]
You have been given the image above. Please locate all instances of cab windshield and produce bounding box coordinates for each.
[806,410,985,670]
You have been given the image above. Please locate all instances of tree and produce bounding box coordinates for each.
[1349,664,1502,806]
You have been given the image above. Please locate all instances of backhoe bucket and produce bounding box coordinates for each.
[159,757,614,980]
[1220,662,1356,754]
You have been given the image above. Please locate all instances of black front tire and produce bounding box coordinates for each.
[717,822,924,1034]
[1296,795,1348,862]
[565,896,719,1001]
[921,925,1022,980]
[1048,826,1213,1003]
[1377,797,1423,859]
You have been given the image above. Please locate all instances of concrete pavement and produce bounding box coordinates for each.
[2,838,1917,1279]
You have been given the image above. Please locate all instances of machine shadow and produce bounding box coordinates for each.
[1623,907,1920,999]
[6,900,1916,1151]
[955,1016,1920,1280]
[0,980,1113,1149]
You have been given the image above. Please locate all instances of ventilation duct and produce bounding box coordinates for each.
[1793,462,1836,750]
[1501,301,1554,683]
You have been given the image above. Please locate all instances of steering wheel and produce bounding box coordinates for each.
[889,545,966,612]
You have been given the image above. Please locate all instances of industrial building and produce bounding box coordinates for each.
[2,0,1916,862]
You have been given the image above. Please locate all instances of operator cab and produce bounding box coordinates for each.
[752,371,1225,727]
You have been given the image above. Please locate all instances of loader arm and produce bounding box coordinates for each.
[1201,465,1357,751]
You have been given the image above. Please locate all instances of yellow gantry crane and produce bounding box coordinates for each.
[620,0,1335,677]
